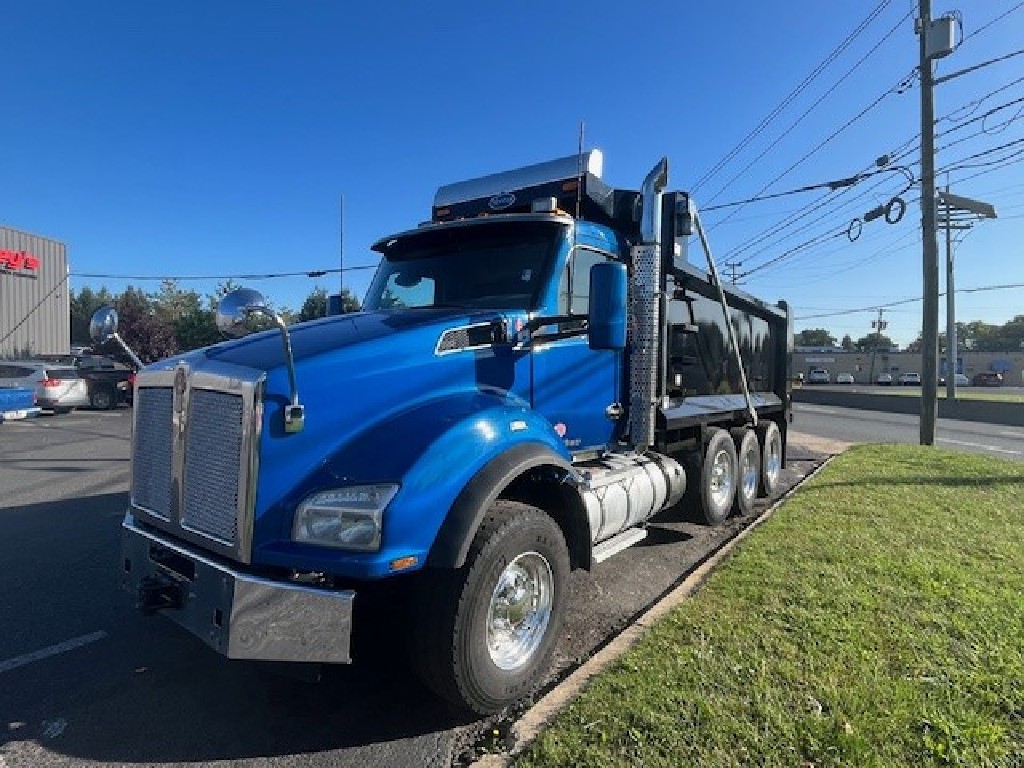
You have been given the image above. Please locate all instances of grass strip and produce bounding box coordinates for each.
[519,444,1024,767]
[817,387,1024,404]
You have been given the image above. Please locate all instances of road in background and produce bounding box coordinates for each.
[793,402,1024,460]
[0,410,829,768]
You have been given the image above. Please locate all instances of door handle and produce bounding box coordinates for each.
[605,403,624,421]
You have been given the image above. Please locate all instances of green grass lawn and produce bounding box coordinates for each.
[519,445,1024,767]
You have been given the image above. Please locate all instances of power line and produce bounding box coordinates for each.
[725,168,912,269]
[936,74,1024,127]
[701,170,879,211]
[702,8,914,212]
[0,273,71,346]
[962,1,1024,43]
[939,136,1024,174]
[715,139,918,264]
[745,129,1024,282]
[795,282,1024,321]
[72,265,377,281]
[691,0,894,194]
[935,95,1024,140]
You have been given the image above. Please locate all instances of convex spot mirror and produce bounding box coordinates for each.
[89,305,119,344]
[217,288,271,337]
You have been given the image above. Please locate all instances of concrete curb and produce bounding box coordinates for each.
[471,450,842,767]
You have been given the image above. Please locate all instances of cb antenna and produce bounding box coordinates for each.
[576,121,584,219]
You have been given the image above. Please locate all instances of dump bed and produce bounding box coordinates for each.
[659,258,792,433]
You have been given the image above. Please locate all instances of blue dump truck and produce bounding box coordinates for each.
[107,151,792,713]
[0,387,41,424]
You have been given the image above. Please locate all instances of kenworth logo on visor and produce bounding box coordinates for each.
[488,193,516,210]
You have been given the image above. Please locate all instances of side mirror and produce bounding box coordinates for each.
[88,305,144,370]
[89,306,119,344]
[588,261,627,351]
[217,288,270,338]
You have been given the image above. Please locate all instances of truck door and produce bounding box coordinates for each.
[531,244,622,452]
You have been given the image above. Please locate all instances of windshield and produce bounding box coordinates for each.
[363,220,565,311]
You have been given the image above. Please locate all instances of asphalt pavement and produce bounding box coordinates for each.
[793,402,1024,460]
[0,409,829,768]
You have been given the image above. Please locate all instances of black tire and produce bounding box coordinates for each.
[53,407,73,415]
[756,420,783,498]
[730,427,761,517]
[410,500,569,714]
[91,387,115,410]
[699,428,738,526]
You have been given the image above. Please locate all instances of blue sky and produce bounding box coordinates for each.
[2,1,1022,347]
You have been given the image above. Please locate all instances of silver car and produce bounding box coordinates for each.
[0,362,90,413]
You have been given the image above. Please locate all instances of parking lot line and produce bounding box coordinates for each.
[0,630,108,675]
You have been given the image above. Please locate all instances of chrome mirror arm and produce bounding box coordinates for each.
[109,332,145,371]
[217,288,304,434]
[263,311,304,434]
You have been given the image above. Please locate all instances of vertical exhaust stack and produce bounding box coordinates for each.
[640,158,669,245]
[629,158,669,451]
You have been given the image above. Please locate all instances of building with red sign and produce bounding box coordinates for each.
[0,226,69,357]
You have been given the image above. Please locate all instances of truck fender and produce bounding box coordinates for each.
[427,442,590,570]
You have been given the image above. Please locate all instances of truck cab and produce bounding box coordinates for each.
[113,150,792,714]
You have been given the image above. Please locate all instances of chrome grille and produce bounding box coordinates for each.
[130,361,262,563]
[182,390,244,545]
[131,387,174,519]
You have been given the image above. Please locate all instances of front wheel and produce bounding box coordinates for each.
[411,500,569,714]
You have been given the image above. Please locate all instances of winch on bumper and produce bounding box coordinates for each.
[122,515,355,664]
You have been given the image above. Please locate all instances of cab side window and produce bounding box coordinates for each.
[558,247,614,317]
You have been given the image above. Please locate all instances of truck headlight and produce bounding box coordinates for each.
[292,485,399,551]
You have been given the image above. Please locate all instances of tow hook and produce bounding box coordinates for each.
[138,576,187,614]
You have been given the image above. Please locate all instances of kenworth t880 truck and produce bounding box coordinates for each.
[102,150,792,714]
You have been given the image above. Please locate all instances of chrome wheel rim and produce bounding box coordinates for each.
[709,449,734,509]
[741,447,758,500]
[766,437,781,485]
[487,551,553,671]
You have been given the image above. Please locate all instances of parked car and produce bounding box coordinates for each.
[807,368,830,384]
[939,373,969,386]
[836,372,855,385]
[0,362,90,413]
[0,387,41,423]
[876,372,893,386]
[973,371,1003,387]
[898,372,922,386]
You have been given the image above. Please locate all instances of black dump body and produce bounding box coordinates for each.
[654,254,792,458]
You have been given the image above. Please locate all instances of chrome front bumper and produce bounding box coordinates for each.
[122,515,354,664]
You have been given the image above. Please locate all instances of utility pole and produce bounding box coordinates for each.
[344,192,348,296]
[868,308,887,385]
[725,262,741,284]
[918,0,940,445]
[944,184,957,401]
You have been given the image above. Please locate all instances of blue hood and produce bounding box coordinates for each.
[181,308,538,571]
[203,307,503,369]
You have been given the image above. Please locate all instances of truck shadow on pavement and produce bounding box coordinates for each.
[0,490,473,766]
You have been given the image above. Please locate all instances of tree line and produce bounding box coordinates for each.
[72,281,360,363]
[796,316,1024,353]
